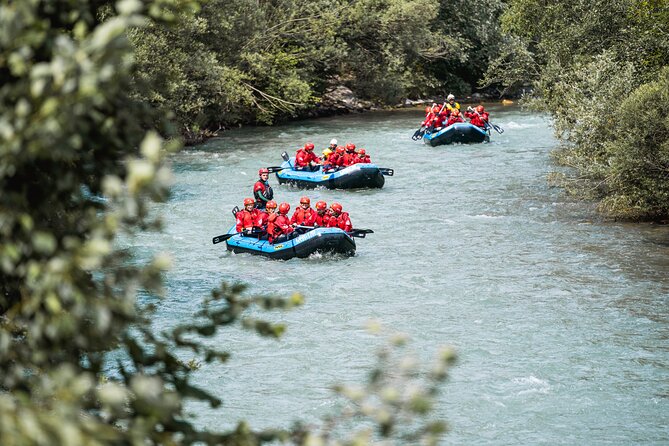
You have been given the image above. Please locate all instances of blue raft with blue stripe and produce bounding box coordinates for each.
[272,155,393,189]
[423,122,490,146]
[223,225,357,260]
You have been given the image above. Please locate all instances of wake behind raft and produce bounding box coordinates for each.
[423,122,490,147]
[271,152,393,189]
[214,225,373,260]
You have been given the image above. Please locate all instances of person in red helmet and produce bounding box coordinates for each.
[445,109,464,127]
[295,142,321,171]
[256,200,277,239]
[354,148,371,164]
[326,202,352,232]
[421,106,435,128]
[313,201,330,227]
[429,110,446,131]
[465,105,490,129]
[342,143,357,166]
[266,202,294,243]
[236,198,259,235]
[253,168,274,209]
[327,146,346,170]
[291,196,316,227]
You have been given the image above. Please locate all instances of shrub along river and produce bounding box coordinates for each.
[134,106,669,443]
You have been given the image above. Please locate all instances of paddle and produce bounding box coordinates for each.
[295,225,374,238]
[212,232,241,244]
[412,126,426,140]
[489,122,504,134]
[266,166,285,173]
[212,228,263,244]
[348,228,373,238]
[379,167,394,176]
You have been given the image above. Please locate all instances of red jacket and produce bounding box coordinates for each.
[326,153,344,168]
[327,212,352,232]
[255,210,269,228]
[314,211,331,227]
[342,151,357,167]
[421,111,435,127]
[464,111,489,128]
[235,209,258,233]
[295,149,320,168]
[267,213,293,242]
[446,115,464,127]
[353,155,371,164]
[431,112,448,128]
[290,207,316,226]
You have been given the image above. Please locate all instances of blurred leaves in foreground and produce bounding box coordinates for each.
[0,0,454,443]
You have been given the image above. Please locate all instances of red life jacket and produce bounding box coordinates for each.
[290,207,316,226]
[464,111,488,128]
[327,212,352,232]
[446,115,464,126]
[235,209,257,232]
[267,213,293,243]
[295,149,319,167]
[255,210,269,228]
[343,152,357,166]
[314,212,331,227]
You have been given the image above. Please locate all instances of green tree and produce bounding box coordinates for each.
[485,0,669,220]
[0,0,454,443]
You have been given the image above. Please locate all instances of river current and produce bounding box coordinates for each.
[135,106,669,444]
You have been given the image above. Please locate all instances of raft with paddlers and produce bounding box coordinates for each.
[213,225,372,260]
[269,152,393,189]
[422,122,490,146]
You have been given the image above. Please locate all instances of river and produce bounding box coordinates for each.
[136,105,669,444]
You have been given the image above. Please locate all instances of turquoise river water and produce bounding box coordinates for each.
[133,106,669,444]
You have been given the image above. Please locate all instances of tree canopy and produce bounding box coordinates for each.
[484,0,669,220]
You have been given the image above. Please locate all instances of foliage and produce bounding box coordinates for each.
[598,67,669,219]
[128,0,505,138]
[485,0,669,220]
[0,0,455,444]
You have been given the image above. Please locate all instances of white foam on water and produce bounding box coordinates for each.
[514,375,551,395]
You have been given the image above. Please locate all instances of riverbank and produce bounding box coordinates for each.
[184,88,515,146]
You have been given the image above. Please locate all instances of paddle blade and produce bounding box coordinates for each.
[379,167,394,176]
[281,151,289,161]
[266,166,285,173]
[348,228,374,238]
[213,233,235,244]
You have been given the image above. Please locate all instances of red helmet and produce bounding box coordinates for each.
[243,198,255,206]
[330,202,342,214]
[266,200,277,209]
[345,143,356,151]
[315,201,327,211]
[278,202,290,214]
[476,105,485,113]
[258,168,269,176]
[425,106,431,113]
[304,142,315,151]
[336,146,345,154]
[299,196,310,205]
[358,149,366,155]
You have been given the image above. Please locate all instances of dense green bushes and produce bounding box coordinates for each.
[486,0,669,220]
[129,0,504,138]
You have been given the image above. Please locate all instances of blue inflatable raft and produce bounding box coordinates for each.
[220,225,357,260]
[423,122,490,146]
[271,155,393,189]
